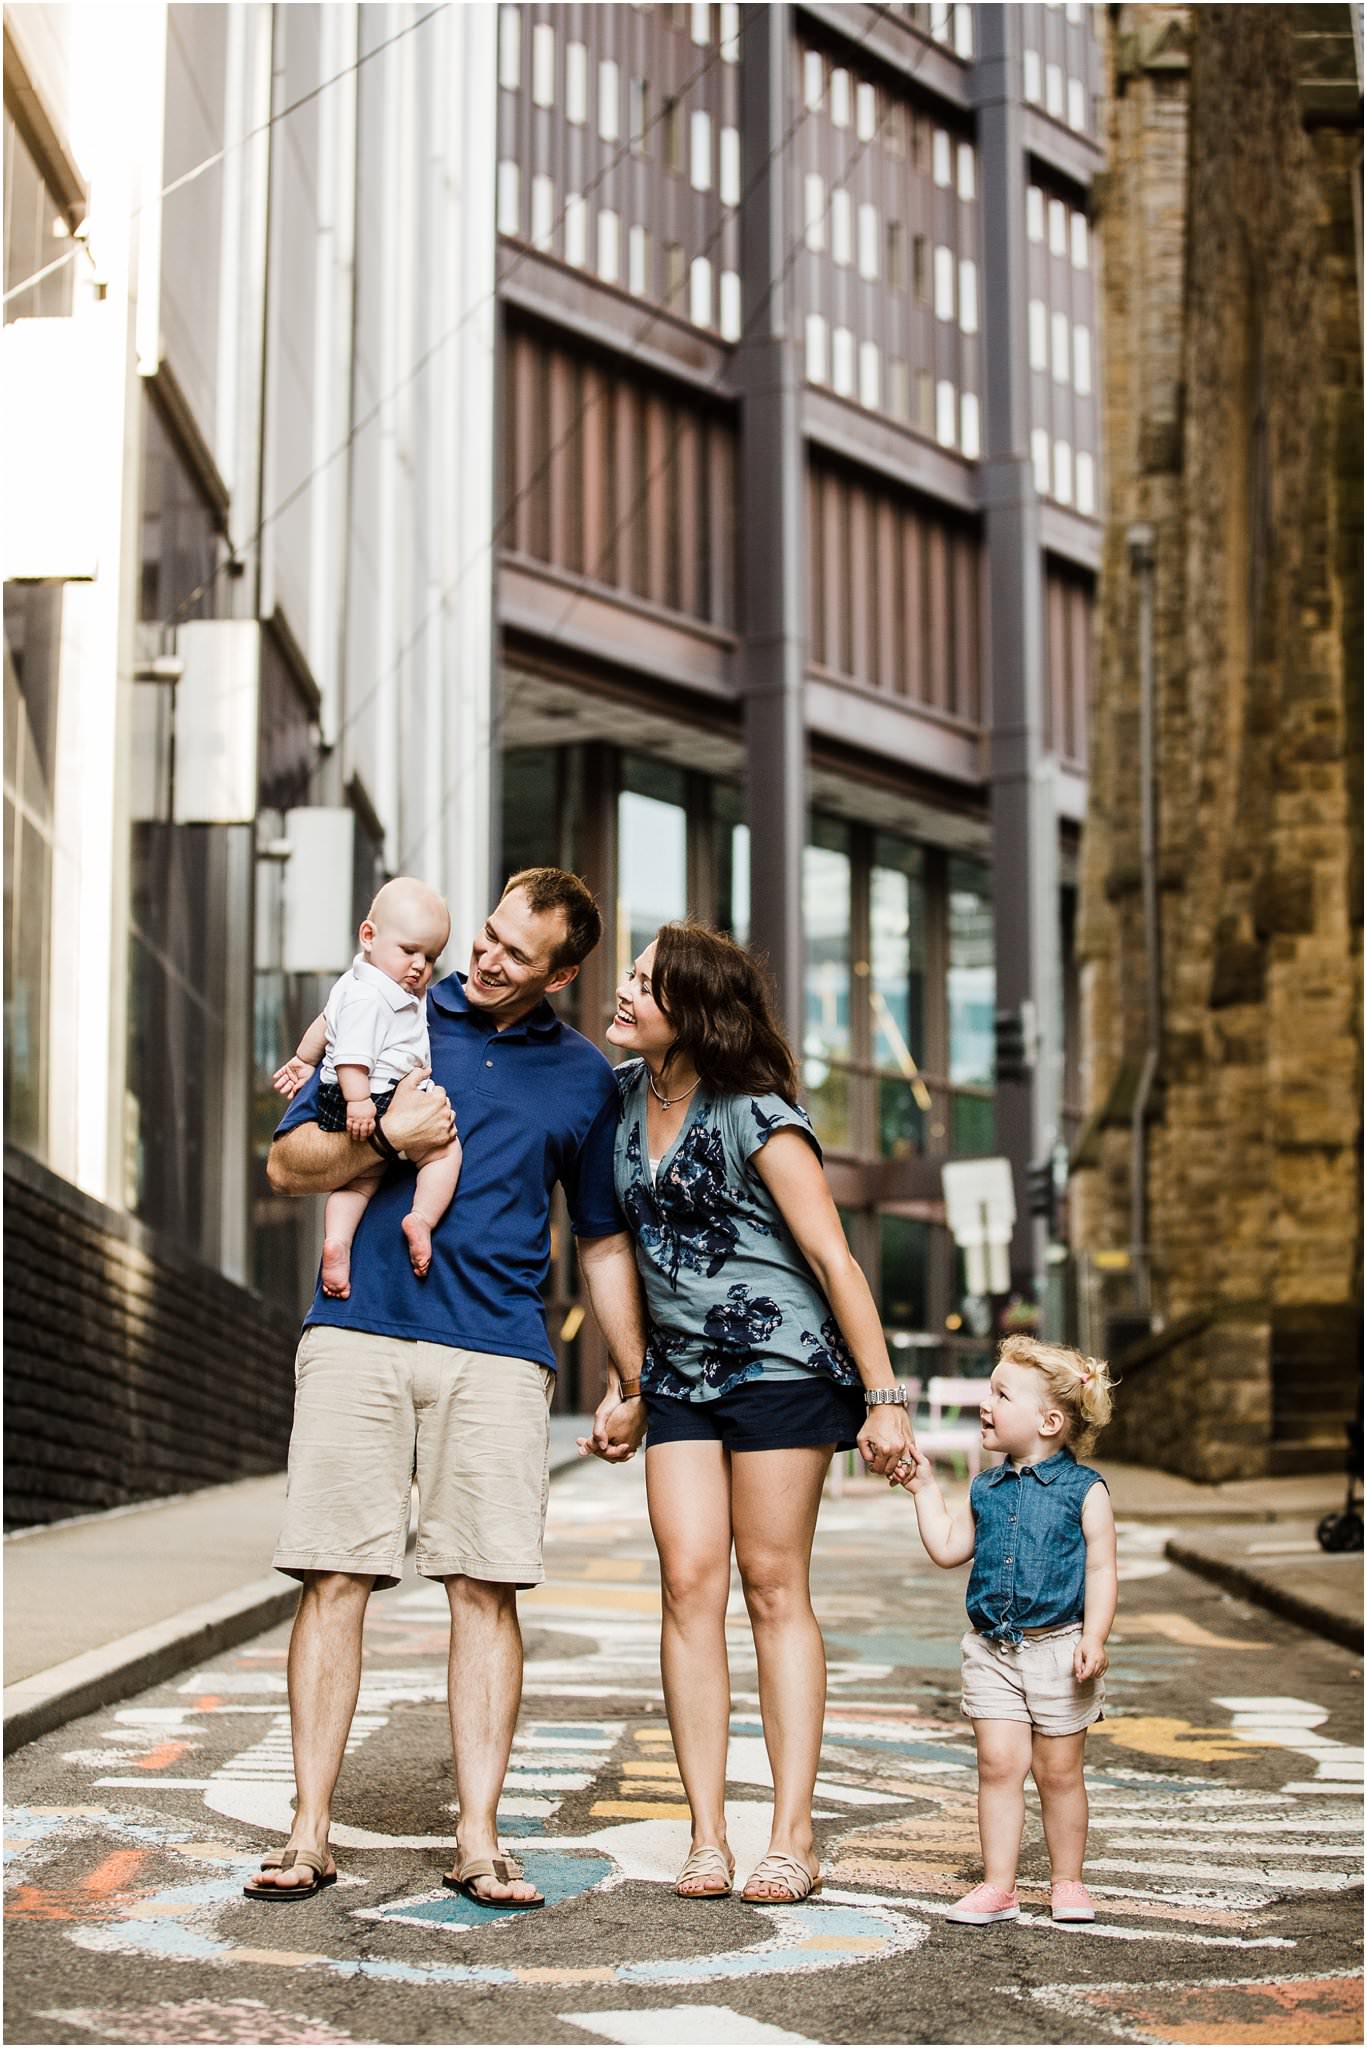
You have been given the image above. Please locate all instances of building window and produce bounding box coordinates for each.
[936,378,957,447]
[953,3,974,59]
[532,22,556,107]
[947,856,995,1152]
[803,49,824,111]
[1071,211,1089,269]
[1076,450,1096,516]
[831,188,852,266]
[1024,48,1041,102]
[630,78,651,154]
[3,584,61,1159]
[959,258,978,334]
[629,223,652,296]
[599,59,621,141]
[858,202,880,281]
[564,192,587,267]
[497,159,520,236]
[804,172,827,252]
[566,42,587,124]
[720,3,740,60]
[1029,297,1048,371]
[1054,438,1073,504]
[720,268,741,341]
[886,100,907,155]
[934,243,955,321]
[1027,185,1045,242]
[803,818,853,1149]
[664,98,683,176]
[830,66,851,128]
[720,125,740,207]
[1067,75,1087,132]
[619,758,688,965]
[689,254,712,326]
[957,142,976,202]
[806,311,829,383]
[665,241,687,309]
[1073,323,1092,395]
[1052,310,1070,384]
[960,389,980,459]
[888,356,909,419]
[832,325,855,398]
[1031,427,1051,495]
[917,370,934,434]
[531,173,555,251]
[913,233,929,303]
[859,340,881,411]
[690,109,711,191]
[872,839,928,1160]
[931,3,952,43]
[856,80,877,141]
[1048,197,1067,254]
[598,210,621,283]
[932,128,952,188]
[887,219,906,291]
[880,1215,930,1333]
[498,7,521,90]
[1045,62,1064,119]
[690,1,710,46]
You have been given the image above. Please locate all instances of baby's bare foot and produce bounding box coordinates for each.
[402,1213,432,1278]
[320,1240,352,1298]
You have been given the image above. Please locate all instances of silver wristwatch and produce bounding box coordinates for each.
[864,1386,910,1407]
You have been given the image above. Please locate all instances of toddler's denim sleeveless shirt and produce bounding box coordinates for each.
[966,1448,1107,1645]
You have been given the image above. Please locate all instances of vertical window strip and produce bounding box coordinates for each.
[532,22,556,108]
[566,42,587,124]
[600,60,620,142]
[498,7,521,91]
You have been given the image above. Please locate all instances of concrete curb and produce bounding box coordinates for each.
[1165,1537,1364,1655]
[2,1434,592,1757]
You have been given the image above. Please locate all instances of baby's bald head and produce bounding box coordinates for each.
[360,876,451,995]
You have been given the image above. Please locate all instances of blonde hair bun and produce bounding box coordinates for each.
[997,1334,1115,1457]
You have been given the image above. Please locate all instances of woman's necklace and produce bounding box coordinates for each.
[647,1068,702,1110]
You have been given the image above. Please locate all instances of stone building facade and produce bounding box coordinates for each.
[1074,5,1362,1480]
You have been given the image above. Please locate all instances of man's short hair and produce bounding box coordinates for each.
[501,867,604,969]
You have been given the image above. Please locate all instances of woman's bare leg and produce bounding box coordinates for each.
[730,1444,832,1895]
[646,1440,735,1890]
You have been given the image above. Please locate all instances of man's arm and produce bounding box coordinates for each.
[267,1068,456,1196]
[576,1231,648,1462]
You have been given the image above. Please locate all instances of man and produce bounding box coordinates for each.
[249,868,644,1906]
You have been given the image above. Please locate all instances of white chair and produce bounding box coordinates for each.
[917,1375,990,1480]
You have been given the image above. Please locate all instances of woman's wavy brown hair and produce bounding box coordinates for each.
[651,918,800,1104]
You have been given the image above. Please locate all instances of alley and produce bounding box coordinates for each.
[4,1456,1363,2047]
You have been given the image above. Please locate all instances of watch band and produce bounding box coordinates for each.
[864,1385,910,1407]
[618,1378,643,1400]
[368,1116,402,1165]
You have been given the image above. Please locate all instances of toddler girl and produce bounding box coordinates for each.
[273,876,462,1298]
[899,1334,1116,1926]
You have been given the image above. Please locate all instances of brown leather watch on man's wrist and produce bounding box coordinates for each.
[618,1377,643,1400]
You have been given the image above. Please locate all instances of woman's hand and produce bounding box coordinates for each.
[577,1390,647,1463]
[857,1402,917,1479]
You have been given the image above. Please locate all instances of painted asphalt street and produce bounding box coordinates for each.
[5,1456,1363,2047]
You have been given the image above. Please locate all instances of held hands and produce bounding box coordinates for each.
[577,1388,647,1464]
[381,1068,457,1161]
[890,1445,936,1495]
[346,1096,379,1140]
[273,1056,316,1099]
[1073,1636,1109,1682]
[857,1402,917,1480]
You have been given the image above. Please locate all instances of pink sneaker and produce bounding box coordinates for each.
[947,1881,1020,1925]
[1051,1880,1096,1922]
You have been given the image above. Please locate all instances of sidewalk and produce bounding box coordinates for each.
[5,1431,1358,1755]
[3,1415,593,1754]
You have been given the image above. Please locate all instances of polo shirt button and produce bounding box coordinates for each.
[485,1059,493,1068]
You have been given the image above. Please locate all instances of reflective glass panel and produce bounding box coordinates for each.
[948,856,994,1086]
[871,836,927,1157]
[618,757,687,964]
[803,817,851,1147]
[879,1213,930,1332]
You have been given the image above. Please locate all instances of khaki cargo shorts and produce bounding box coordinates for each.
[960,1622,1105,1736]
[273,1326,555,1590]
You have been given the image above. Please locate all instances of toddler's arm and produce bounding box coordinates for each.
[335,1061,379,1139]
[273,1012,328,1098]
[897,1448,976,1567]
[1074,1482,1117,1681]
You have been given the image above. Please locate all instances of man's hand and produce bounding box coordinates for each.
[1073,1636,1109,1682]
[381,1068,457,1161]
[346,1096,378,1140]
[577,1390,646,1464]
[273,1056,316,1099]
[857,1400,916,1478]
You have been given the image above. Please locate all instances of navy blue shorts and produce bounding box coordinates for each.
[315,1080,398,1134]
[644,1376,867,1454]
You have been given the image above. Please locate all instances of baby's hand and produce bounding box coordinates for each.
[1073,1636,1109,1682]
[347,1098,378,1140]
[890,1446,935,1494]
[273,1057,316,1098]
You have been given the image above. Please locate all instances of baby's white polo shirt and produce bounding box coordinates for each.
[320,954,431,1088]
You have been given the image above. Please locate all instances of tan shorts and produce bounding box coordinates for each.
[273,1326,555,1590]
[960,1623,1105,1736]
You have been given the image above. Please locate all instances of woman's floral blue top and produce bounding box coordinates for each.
[612,1059,860,1404]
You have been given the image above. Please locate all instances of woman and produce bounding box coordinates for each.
[584,919,917,1904]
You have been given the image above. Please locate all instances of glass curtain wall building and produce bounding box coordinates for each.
[493,2,1103,1402]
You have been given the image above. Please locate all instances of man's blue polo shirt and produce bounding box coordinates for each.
[274,972,624,1370]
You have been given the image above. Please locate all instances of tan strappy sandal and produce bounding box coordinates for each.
[741,1852,823,1904]
[242,1846,337,1901]
[441,1850,545,1910]
[674,1844,735,1899]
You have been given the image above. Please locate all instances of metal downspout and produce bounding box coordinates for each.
[1128,524,1160,1319]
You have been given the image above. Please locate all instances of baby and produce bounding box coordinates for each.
[273,876,462,1299]
[899,1334,1117,1926]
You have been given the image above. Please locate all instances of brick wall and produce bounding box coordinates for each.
[4,1147,299,1529]
[1074,6,1362,1480]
